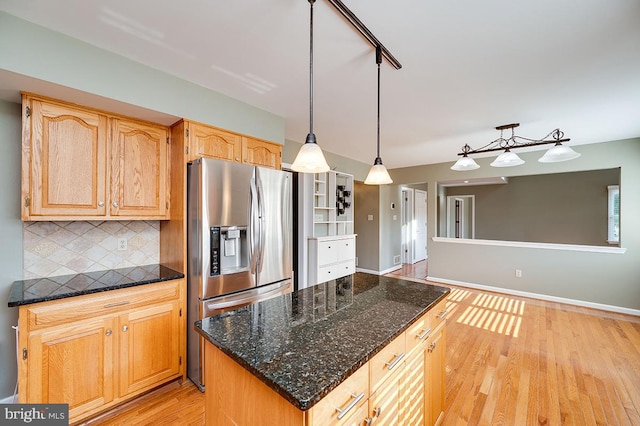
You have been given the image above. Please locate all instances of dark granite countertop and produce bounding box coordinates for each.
[195,272,449,411]
[8,264,184,307]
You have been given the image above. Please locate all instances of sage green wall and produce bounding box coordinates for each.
[0,99,23,401]
[389,138,640,310]
[0,12,284,142]
[444,168,619,245]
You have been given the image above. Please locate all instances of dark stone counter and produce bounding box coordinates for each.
[195,272,449,411]
[7,264,184,307]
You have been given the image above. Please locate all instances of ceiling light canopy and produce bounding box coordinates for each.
[365,46,393,185]
[451,123,580,171]
[291,0,330,173]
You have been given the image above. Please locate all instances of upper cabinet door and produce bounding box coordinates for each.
[23,98,108,219]
[187,122,242,163]
[242,137,282,169]
[111,119,169,218]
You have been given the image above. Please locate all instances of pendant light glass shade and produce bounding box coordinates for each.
[291,138,330,172]
[490,149,524,167]
[538,143,581,163]
[451,154,480,171]
[291,0,330,174]
[365,159,393,184]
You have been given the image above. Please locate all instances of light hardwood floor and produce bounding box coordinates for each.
[81,264,640,425]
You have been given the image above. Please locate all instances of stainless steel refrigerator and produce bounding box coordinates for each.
[187,157,293,390]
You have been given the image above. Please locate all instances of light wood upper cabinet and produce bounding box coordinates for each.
[23,98,109,218]
[187,121,242,163]
[181,119,282,169]
[111,118,169,217]
[21,94,170,221]
[242,136,282,169]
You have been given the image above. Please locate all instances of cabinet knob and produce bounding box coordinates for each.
[122,325,129,332]
[112,202,119,208]
[105,329,112,336]
[98,201,104,207]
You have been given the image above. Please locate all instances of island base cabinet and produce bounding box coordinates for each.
[204,343,305,426]
[427,326,446,426]
[18,279,185,424]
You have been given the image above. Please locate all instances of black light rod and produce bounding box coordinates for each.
[325,0,402,70]
[456,139,571,156]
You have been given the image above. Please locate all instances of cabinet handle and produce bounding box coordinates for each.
[384,352,405,370]
[112,201,119,208]
[105,329,112,336]
[335,392,365,419]
[428,342,438,353]
[122,325,129,332]
[104,301,130,308]
[437,309,449,320]
[98,201,104,207]
[374,407,382,418]
[417,328,432,340]
[364,418,373,426]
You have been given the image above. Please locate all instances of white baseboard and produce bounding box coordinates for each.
[427,276,640,316]
[356,265,402,276]
[0,394,18,404]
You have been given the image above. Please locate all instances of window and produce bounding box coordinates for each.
[607,185,619,244]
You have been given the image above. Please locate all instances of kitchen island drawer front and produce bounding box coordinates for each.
[406,311,432,355]
[430,298,450,330]
[369,332,406,393]
[24,280,182,331]
[308,363,369,425]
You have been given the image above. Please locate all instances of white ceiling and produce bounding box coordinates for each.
[2,0,639,168]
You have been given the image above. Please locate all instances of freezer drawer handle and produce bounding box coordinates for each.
[335,392,365,419]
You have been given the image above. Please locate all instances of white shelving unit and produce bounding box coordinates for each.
[312,171,354,237]
[307,170,356,286]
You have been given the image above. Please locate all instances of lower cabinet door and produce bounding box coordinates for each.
[27,317,116,420]
[427,326,446,425]
[118,301,182,397]
[369,369,402,426]
[402,346,427,426]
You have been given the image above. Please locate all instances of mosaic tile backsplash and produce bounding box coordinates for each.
[23,221,159,279]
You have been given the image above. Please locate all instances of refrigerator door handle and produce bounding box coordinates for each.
[249,177,260,274]
[256,174,266,273]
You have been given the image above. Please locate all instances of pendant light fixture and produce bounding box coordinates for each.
[364,46,393,185]
[291,0,330,173]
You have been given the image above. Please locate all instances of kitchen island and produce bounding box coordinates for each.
[195,272,450,425]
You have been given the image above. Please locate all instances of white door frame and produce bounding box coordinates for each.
[401,188,414,264]
[413,189,427,262]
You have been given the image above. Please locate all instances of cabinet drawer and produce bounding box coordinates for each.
[317,262,355,283]
[309,363,369,425]
[406,311,432,355]
[431,298,450,330]
[318,241,339,266]
[23,280,182,331]
[369,333,406,393]
[337,238,355,261]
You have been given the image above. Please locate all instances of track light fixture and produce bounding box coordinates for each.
[451,123,580,171]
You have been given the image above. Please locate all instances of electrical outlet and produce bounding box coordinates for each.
[118,238,128,251]
[515,269,522,278]
[355,257,358,266]
[393,255,401,265]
